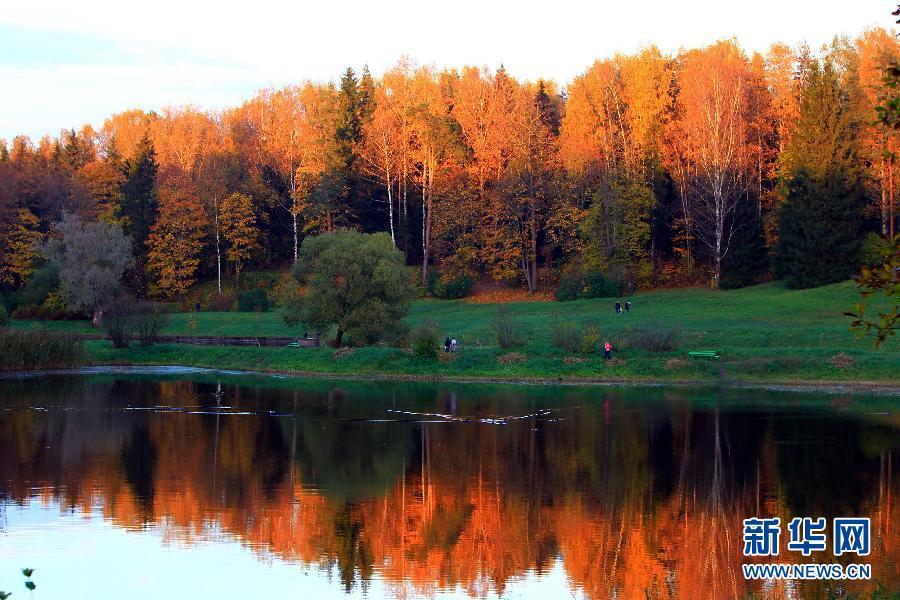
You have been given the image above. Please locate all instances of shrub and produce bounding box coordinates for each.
[133,301,170,346]
[103,300,170,347]
[10,263,60,309]
[580,323,601,354]
[103,300,135,348]
[859,232,892,266]
[582,271,622,299]
[555,274,582,301]
[555,271,622,301]
[270,274,301,308]
[238,289,270,312]
[497,352,527,365]
[0,329,84,371]
[332,347,354,360]
[552,321,582,353]
[209,292,235,312]
[280,293,305,328]
[828,352,854,369]
[664,358,689,370]
[431,274,474,299]
[622,323,681,352]
[492,306,526,348]
[412,320,442,360]
[10,305,81,320]
[552,320,606,354]
[242,271,279,292]
[381,321,411,348]
[409,267,427,299]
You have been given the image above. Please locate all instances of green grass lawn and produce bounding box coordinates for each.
[10,280,900,384]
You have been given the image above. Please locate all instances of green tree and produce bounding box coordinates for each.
[581,177,656,287]
[776,61,865,288]
[846,233,898,346]
[119,135,159,293]
[720,201,769,289]
[291,230,412,346]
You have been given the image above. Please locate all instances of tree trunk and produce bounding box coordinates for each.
[334,327,344,347]
[385,148,395,245]
[530,217,538,292]
[881,154,888,236]
[421,160,432,286]
[293,210,299,262]
[889,146,896,239]
[214,196,222,294]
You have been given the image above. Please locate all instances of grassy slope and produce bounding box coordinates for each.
[11,281,900,384]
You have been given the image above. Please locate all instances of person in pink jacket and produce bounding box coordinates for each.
[604,341,612,360]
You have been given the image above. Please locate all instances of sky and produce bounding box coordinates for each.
[0,0,895,142]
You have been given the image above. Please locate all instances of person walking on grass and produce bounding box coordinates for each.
[604,341,613,360]
[451,338,457,353]
[615,301,622,313]
[444,337,451,353]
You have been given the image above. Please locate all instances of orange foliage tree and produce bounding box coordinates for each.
[219,192,259,288]
[146,182,207,298]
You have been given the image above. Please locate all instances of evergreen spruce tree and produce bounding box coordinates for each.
[720,200,768,289]
[534,80,561,136]
[775,61,865,289]
[358,65,376,123]
[328,66,380,230]
[62,129,84,170]
[335,67,361,173]
[119,135,159,294]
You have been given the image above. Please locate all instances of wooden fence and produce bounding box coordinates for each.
[79,334,320,348]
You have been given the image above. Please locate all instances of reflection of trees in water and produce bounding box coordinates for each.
[0,377,897,598]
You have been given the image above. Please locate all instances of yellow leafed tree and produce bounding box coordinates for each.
[0,208,43,287]
[219,192,259,288]
[146,187,206,298]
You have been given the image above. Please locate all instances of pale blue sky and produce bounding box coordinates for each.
[0,0,894,142]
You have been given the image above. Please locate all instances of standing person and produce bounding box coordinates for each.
[604,341,612,360]
[615,301,622,313]
[444,337,451,353]
[624,301,631,312]
[451,338,457,353]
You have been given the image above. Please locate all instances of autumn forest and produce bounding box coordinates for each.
[0,31,898,301]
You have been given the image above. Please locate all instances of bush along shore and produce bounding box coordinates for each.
[0,328,84,371]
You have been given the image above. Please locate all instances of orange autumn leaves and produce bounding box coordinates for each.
[3,30,899,299]
[146,185,205,298]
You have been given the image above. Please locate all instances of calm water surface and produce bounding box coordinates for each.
[0,372,897,599]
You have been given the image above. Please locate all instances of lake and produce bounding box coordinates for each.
[0,370,897,599]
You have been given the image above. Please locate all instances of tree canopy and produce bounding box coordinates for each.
[41,212,133,314]
[1,30,898,305]
[291,230,412,346]
[776,61,866,289]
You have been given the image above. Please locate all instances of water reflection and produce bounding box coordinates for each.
[0,375,897,599]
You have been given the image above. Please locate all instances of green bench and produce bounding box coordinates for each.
[688,350,720,359]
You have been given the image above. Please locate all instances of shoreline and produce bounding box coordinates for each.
[3,363,900,396]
